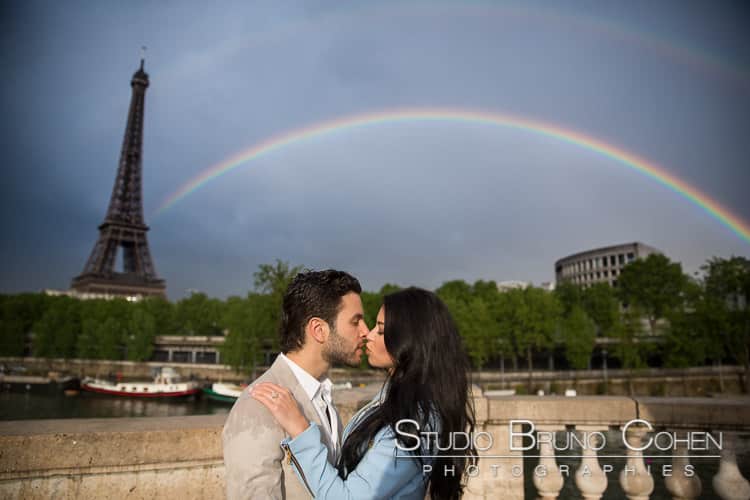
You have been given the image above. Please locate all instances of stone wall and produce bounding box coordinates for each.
[0,391,370,499]
[475,365,746,396]
[2,394,749,499]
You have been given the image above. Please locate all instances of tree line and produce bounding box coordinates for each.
[1,256,748,390]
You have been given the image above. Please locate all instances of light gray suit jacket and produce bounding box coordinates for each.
[222,356,342,499]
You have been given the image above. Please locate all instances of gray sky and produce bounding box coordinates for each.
[1,0,749,299]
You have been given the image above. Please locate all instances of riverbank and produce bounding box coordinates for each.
[2,357,746,397]
[0,357,384,385]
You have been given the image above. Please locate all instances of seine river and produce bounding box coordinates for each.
[0,390,230,420]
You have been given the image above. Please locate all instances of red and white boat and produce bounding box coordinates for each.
[81,367,200,398]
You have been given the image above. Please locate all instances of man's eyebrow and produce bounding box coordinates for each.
[351,313,364,321]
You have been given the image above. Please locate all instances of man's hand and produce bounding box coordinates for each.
[250,382,310,438]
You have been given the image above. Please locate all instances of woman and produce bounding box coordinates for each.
[251,287,476,499]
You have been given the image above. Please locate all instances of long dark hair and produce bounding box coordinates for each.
[338,287,476,500]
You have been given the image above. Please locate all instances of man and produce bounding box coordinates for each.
[222,269,368,499]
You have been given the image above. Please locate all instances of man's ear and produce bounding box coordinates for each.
[306,317,330,344]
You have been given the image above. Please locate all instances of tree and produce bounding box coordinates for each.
[0,293,50,356]
[701,256,750,393]
[253,259,303,297]
[561,306,597,370]
[32,296,81,358]
[436,280,472,302]
[436,280,499,369]
[73,298,130,359]
[221,296,256,373]
[663,278,723,368]
[496,289,526,371]
[221,293,278,376]
[473,280,499,303]
[220,261,305,374]
[175,292,223,336]
[610,305,653,395]
[95,317,123,360]
[581,283,619,337]
[125,306,157,361]
[514,287,562,388]
[554,281,583,316]
[139,297,177,336]
[76,318,100,359]
[611,305,650,369]
[617,253,687,336]
[442,294,496,370]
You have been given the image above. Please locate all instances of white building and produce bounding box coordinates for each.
[554,242,661,288]
[496,280,531,292]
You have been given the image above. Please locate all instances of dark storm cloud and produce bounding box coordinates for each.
[2,0,749,299]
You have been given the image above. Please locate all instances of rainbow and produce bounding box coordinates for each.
[155,108,750,245]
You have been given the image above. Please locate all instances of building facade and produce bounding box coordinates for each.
[151,336,225,364]
[555,242,661,288]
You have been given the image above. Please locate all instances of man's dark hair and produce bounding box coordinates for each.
[279,269,362,353]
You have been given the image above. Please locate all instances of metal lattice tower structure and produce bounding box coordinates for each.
[71,59,166,298]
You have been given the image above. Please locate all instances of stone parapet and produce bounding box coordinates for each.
[0,415,226,499]
[485,396,637,426]
[636,397,750,430]
[1,395,749,499]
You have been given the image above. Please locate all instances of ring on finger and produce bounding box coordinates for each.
[271,391,279,399]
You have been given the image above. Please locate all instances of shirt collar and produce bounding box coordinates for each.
[319,378,333,404]
[279,353,331,402]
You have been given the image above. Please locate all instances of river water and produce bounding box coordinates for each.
[0,390,230,420]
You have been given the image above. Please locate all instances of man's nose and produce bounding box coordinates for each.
[358,321,369,337]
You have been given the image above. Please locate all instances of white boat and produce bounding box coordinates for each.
[203,382,245,403]
[81,367,200,398]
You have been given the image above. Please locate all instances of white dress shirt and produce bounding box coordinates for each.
[279,353,339,448]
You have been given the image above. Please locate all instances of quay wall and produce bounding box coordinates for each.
[1,358,744,396]
[0,357,382,385]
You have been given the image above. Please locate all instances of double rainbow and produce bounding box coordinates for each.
[155,108,750,245]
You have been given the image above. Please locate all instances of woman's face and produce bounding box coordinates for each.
[365,306,394,370]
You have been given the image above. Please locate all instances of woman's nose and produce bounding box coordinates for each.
[364,326,377,341]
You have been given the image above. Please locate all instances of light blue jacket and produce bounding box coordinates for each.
[282,388,432,499]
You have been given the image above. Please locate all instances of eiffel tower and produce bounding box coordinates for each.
[71,58,166,298]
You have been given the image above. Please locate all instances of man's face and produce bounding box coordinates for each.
[323,292,368,367]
